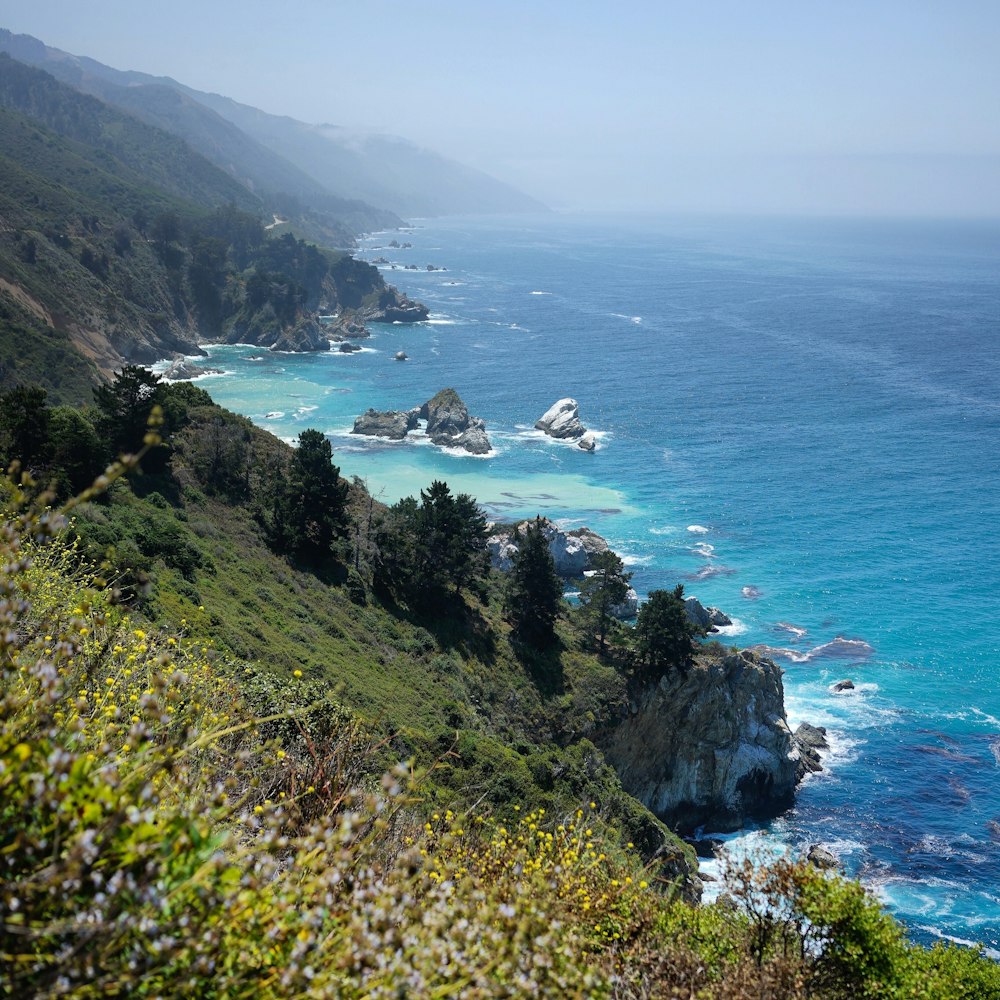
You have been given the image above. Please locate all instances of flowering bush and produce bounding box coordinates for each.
[3,465,999,997]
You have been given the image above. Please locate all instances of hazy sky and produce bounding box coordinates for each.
[5,1,1000,215]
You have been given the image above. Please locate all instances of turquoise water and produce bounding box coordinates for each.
[187,213,1000,950]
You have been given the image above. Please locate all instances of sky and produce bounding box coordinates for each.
[4,1,1000,215]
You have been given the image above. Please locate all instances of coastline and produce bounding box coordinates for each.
[160,212,1000,949]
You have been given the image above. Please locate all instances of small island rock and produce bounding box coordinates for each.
[352,389,490,455]
[806,845,840,870]
[351,409,418,441]
[419,388,492,454]
[578,431,597,451]
[535,398,587,439]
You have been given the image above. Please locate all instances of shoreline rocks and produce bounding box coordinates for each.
[361,294,429,324]
[601,649,817,833]
[161,359,222,381]
[350,388,491,455]
[806,844,840,870]
[684,596,733,633]
[793,722,829,780]
[487,519,610,578]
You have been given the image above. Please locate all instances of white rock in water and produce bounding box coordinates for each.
[535,398,586,439]
[578,431,597,451]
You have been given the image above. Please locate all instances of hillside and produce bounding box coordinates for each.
[0,28,548,219]
[0,57,425,402]
[3,374,1000,997]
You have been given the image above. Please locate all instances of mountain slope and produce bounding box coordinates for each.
[0,52,260,214]
[0,28,547,218]
[0,61,424,400]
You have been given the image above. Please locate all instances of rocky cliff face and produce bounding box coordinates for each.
[488,518,609,577]
[601,649,810,833]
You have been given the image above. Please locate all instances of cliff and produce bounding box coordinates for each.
[601,649,809,833]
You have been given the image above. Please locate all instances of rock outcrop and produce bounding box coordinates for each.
[161,360,222,381]
[361,294,429,324]
[806,845,840,870]
[270,317,331,352]
[326,315,369,341]
[684,596,733,632]
[535,398,587,440]
[611,587,640,620]
[792,722,829,780]
[350,389,490,455]
[352,408,418,440]
[419,388,491,454]
[601,649,811,832]
[578,431,597,452]
[487,518,610,577]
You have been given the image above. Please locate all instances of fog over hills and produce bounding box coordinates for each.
[0,28,547,219]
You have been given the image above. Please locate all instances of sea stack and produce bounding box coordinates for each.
[419,388,492,455]
[350,388,491,455]
[535,398,587,440]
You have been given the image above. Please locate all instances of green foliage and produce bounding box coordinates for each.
[578,548,632,652]
[0,66,410,400]
[375,479,490,606]
[92,364,162,456]
[47,405,105,493]
[268,428,349,564]
[0,53,260,212]
[633,583,700,680]
[0,296,98,405]
[0,401,997,996]
[504,516,562,649]
[0,383,50,470]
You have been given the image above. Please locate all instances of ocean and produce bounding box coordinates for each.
[181,212,1000,951]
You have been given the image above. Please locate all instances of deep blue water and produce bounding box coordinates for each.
[186,213,1000,951]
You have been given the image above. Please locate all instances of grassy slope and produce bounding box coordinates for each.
[69,399,697,885]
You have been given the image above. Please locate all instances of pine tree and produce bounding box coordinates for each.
[633,584,700,679]
[0,385,51,472]
[578,550,632,652]
[272,429,349,563]
[504,517,562,647]
[374,480,489,605]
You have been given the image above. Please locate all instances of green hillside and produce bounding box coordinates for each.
[0,28,548,219]
[0,63,421,402]
[2,376,999,997]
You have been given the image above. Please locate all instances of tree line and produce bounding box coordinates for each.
[0,369,705,681]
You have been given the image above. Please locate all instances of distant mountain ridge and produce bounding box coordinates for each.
[0,55,427,401]
[0,29,547,219]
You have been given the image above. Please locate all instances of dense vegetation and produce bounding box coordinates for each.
[0,45,997,995]
[2,394,1000,997]
[0,56,413,404]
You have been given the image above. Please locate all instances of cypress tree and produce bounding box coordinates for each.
[504,517,561,647]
